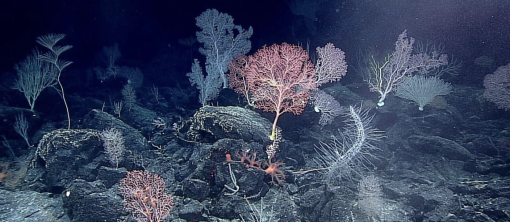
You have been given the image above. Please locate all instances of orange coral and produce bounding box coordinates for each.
[264,159,286,184]
[231,150,287,184]
[237,150,261,169]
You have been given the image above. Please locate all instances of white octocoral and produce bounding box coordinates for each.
[396,75,452,111]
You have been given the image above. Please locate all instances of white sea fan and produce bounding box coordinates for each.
[396,75,452,111]
[310,89,342,126]
[195,8,253,89]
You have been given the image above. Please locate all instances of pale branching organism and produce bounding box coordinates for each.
[14,113,31,147]
[151,117,167,129]
[367,31,448,107]
[121,84,136,111]
[415,41,462,78]
[395,75,452,111]
[113,101,123,118]
[310,90,342,126]
[315,43,348,87]
[36,33,73,129]
[241,197,277,222]
[151,85,159,104]
[357,175,384,220]
[483,63,510,111]
[431,55,462,78]
[103,43,121,77]
[195,8,253,89]
[356,175,410,221]
[228,54,254,107]
[187,59,222,106]
[315,106,380,185]
[94,43,121,82]
[94,67,110,83]
[119,66,144,88]
[13,50,58,111]
[100,128,125,168]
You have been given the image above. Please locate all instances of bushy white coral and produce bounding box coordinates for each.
[100,128,125,168]
[195,8,253,89]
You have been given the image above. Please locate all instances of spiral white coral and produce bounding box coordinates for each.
[315,106,380,185]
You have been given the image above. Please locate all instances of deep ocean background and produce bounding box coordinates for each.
[1,0,510,87]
